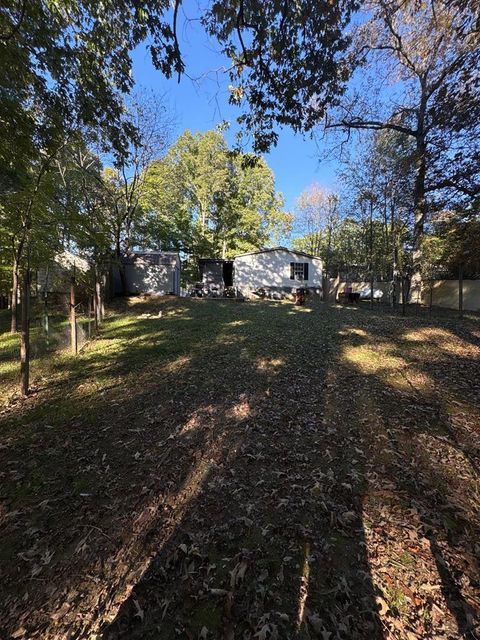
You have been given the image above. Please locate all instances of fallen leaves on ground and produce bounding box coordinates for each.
[0,298,479,639]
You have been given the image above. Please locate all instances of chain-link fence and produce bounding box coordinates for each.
[0,294,96,363]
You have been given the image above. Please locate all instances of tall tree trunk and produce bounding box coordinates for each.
[411,131,427,301]
[323,253,329,303]
[20,268,30,396]
[382,195,389,281]
[10,258,18,333]
[458,263,464,319]
[70,271,77,354]
[115,237,127,296]
[369,200,374,309]
[391,200,398,308]
[429,279,433,318]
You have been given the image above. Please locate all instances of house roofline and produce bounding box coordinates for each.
[234,246,322,260]
[127,250,180,257]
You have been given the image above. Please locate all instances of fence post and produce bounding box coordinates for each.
[95,276,102,326]
[20,268,31,396]
[43,291,49,346]
[459,264,464,319]
[70,266,77,354]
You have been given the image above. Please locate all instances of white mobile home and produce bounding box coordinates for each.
[233,247,323,298]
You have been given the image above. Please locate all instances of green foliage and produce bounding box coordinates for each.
[426,208,480,278]
[203,0,356,151]
[0,0,358,195]
[139,129,292,259]
[0,0,178,189]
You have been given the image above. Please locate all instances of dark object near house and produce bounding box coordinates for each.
[253,288,287,300]
[295,287,307,305]
[198,258,234,294]
[189,282,206,297]
[341,285,360,303]
[224,287,237,298]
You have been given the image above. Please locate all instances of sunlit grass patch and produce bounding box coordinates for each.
[0,359,18,377]
[225,319,249,327]
[226,398,251,420]
[342,344,407,374]
[339,327,368,337]
[386,369,432,393]
[162,355,191,373]
[256,356,285,371]
[402,326,477,358]
[287,306,313,314]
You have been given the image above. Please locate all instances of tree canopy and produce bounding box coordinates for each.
[139,129,292,260]
[322,0,480,292]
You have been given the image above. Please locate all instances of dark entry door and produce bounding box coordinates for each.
[223,262,233,287]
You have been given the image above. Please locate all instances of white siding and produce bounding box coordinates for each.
[113,252,181,295]
[234,249,322,297]
[125,262,172,295]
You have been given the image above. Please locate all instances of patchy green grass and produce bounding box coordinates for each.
[0,297,479,640]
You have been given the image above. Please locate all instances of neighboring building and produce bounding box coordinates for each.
[233,247,323,298]
[113,251,181,296]
[37,250,91,294]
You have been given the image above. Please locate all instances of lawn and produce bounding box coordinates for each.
[0,298,479,640]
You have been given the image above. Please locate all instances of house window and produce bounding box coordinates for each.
[290,262,309,281]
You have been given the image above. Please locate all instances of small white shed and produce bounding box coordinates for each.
[113,251,181,296]
[234,247,323,298]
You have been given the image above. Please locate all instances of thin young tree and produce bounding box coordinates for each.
[99,93,172,294]
[293,184,340,299]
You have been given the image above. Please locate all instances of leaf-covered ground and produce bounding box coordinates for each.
[0,299,479,640]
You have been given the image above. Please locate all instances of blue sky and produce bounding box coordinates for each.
[131,11,340,216]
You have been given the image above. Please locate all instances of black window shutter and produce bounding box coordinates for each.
[303,263,309,281]
[290,263,295,280]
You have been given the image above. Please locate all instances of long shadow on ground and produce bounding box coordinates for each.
[101,302,480,640]
[1,300,479,639]
[335,306,480,639]
[99,303,381,640]
[0,299,380,640]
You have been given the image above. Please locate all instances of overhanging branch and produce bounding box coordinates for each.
[325,118,416,138]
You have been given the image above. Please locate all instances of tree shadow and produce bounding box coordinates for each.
[335,305,480,639]
[99,302,381,640]
[1,299,382,640]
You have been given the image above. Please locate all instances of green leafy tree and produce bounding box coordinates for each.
[139,129,291,261]
[1,0,357,188]
[337,130,415,303]
[426,208,480,315]
[293,185,339,260]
